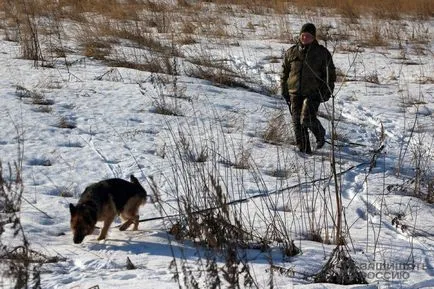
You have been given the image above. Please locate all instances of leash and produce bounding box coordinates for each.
[133,160,374,224]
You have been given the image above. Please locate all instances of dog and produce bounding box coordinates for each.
[69,175,147,244]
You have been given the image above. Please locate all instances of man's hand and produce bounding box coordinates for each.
[282,91,290,102]
[284,97,291,113]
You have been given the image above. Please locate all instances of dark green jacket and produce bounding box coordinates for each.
[281,40,336,103]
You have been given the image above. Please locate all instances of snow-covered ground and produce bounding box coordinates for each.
[1,4,433,289]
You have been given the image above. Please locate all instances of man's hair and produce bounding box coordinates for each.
[300,23,316,37]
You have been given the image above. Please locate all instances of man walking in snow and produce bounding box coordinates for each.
[281,23,336,154]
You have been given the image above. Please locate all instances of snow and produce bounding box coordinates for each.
[1,5,433,289]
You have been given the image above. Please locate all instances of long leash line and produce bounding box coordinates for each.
[135,159,376,224]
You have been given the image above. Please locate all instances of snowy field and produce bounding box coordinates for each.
[0,2,433,289]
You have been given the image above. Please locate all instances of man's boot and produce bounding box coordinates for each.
[316,136,325,149]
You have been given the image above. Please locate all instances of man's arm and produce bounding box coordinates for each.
[281,50,291,103]
[318,48,336,101]
[326,49,336,96]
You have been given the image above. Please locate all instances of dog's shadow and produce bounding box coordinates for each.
[85,230,199,259]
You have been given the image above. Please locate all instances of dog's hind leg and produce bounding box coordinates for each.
[132,215,139,230]
[119,215,139,231]
[119,218,132,231]
[120,196,143,231]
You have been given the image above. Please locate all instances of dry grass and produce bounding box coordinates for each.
[1,0,431,72]
[291,0,433,19]
[56,116,76,129]
[262,111,292,145]
[363,71,380,84]
[2,0,431,25]
[189,0,433,18]
[185,51,250,88]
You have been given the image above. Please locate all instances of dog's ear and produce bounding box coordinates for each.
[130,174,138,183]
[69,203,76,215]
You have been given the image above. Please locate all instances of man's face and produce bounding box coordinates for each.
[300,32,314,45]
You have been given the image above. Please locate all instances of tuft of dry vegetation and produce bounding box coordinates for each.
[0,0,431,73]
[262,111,292,145]
[56,116,77,129]
[1,149,64,288]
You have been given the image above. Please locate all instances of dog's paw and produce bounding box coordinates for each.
[119,220,133,231]
[119,224,129,231]
[97,235,106,241]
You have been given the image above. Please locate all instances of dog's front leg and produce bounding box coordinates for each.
[97,215,115,240]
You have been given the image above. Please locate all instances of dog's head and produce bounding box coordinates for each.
[69,203,97,244]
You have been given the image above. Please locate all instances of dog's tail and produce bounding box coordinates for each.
[130,175,148,199]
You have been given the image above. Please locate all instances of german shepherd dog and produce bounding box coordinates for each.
[69,175,147,244]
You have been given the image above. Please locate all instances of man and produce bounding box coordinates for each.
[281,23,336,154]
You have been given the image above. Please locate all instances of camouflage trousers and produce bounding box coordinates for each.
[289,95,325,154]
